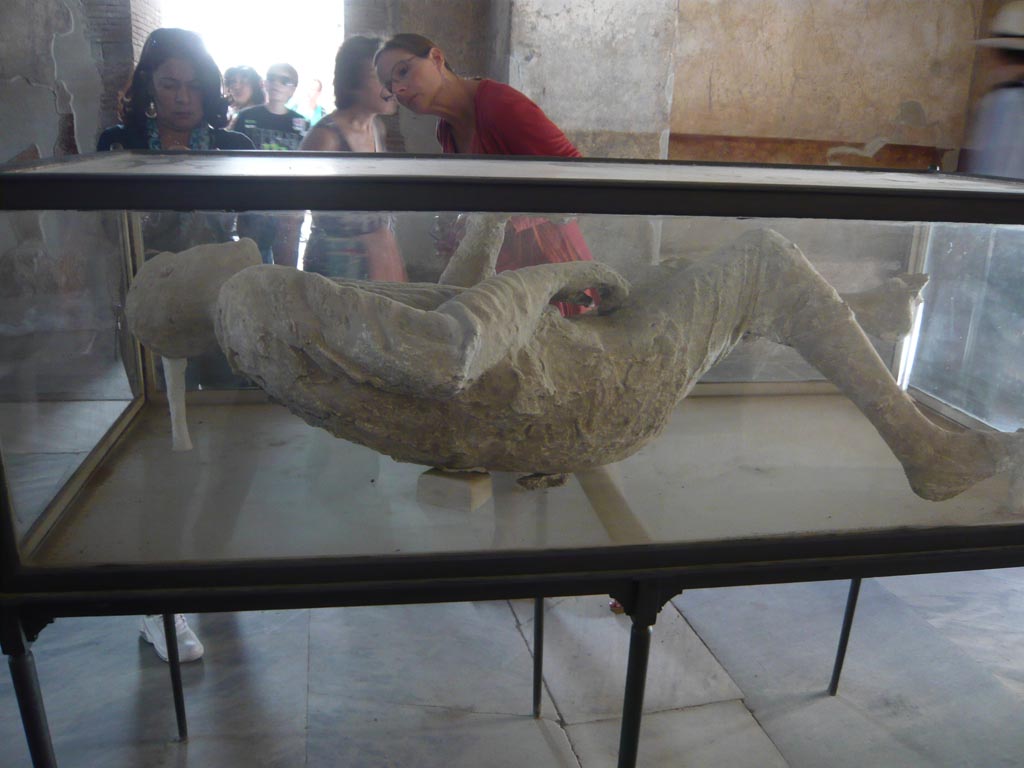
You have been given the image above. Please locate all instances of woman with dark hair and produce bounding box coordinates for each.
[96,28,253,663]
[98,28,253,152]
[224,65,266,124]
[97,27,253,255]
[374,33,592,315]
[299,36,406,281]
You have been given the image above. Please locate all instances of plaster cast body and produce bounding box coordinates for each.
[207,222,1021,504]
[125,223,1023,504]
[125,238,261,450]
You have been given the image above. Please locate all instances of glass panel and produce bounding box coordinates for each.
[21,206,1020,569]
[909,224,1024,431]
[660,216,914,382]
[0,210,138,542]
[3,152,1021,569]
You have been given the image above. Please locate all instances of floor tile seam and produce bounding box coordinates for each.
[733,698,794,768]
[347,696,560,720]
[506,598,570,726]
[666,595,745,696]
[559,695,751,727]
[559,720,586,768]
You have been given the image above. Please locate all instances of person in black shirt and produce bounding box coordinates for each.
[233,63,309,266]
[233,63,310,150]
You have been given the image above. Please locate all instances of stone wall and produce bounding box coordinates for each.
[508,0,676,160]
[0,0,138,352]
[670,0,984,168]
[0,0,152,163]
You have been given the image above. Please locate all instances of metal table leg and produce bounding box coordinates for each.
[532,597,544,718]
[617,618,653,768]
[162,614,188,739]
[3,613,58,768]
[610,582,679,768]
[829,578,862,696]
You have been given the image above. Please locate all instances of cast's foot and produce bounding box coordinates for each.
[904,428,1024,506]
[843,274,928,342]
[140,614,204,663]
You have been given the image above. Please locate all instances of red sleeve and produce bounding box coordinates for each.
[474,81,581,158]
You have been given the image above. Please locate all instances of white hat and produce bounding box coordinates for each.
[977,1,1024,50]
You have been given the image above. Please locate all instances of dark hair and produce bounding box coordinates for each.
[119,28,229,130]
[374,33,456,74]
[224,65,266,107]
[334,36,380,109]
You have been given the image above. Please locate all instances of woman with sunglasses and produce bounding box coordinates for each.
[374,33,594,316]
[299,36,407,282]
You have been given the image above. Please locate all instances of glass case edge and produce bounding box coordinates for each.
[19,398,146,559]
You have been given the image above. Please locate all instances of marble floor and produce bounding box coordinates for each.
[2,570,1023,767]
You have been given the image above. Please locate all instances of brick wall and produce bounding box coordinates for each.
[130,0,161,60]
[82,0,134,131]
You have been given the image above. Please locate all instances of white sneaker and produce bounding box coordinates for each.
[140,614,204,663]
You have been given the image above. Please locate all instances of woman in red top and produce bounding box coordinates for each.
[374,33,593,316]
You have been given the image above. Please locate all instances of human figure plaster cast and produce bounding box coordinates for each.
[127,221,1023,505]
[125,238,261,450]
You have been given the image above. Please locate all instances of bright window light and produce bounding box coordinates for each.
[161,0,344,110]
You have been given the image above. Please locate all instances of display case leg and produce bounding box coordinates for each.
[162,614,188,739]
[617,617,653,768]
[3,613,58,768]
[532,597,544,718]
[829,578,862,696]
[610,581,678,768]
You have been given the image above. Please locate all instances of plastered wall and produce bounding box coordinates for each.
[672,0,984,149]
[508,0,676,159]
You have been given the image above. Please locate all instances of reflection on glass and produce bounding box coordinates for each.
[910,224,1024,431]
[0,210,137,541]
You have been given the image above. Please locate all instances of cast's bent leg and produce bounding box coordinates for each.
[740,229,1023,502]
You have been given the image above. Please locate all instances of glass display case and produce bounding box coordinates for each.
[2,152,1023,768]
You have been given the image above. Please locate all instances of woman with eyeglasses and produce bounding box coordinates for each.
[97,27,255,666]
[223,65,265,124]
[299,36,407,282]
[373,33,594,316]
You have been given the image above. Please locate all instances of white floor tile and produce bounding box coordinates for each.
[512,596,741,723]
[566,700,788,768]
